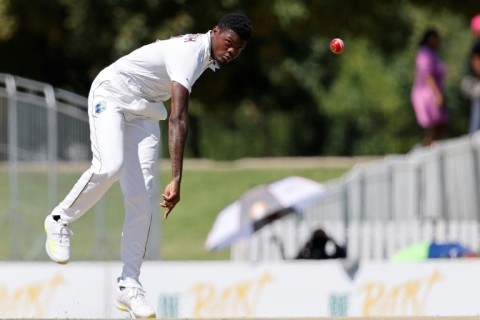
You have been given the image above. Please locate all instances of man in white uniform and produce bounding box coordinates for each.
[43,13,251,318]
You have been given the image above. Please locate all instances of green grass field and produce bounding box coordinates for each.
[0,158,362,261]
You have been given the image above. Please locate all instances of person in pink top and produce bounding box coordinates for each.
[461,14,480,135]
[411,28,448,146]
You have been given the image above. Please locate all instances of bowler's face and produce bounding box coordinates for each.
[211,26,247,65]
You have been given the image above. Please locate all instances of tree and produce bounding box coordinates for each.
[0,0,476,158]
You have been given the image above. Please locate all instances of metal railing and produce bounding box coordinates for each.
[232,134,480,261]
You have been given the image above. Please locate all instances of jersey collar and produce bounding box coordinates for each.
[208,58,220,71]
[206,30,220,71]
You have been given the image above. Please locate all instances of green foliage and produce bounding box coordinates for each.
[0,0,15,40]
[0,0,477,157]
[320,39,409,154]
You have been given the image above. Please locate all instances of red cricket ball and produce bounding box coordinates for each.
[330,38,344,54]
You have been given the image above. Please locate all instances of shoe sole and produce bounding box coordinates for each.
[114,301,156,319]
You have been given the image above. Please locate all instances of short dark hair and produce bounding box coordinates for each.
[419,28,439,47]
[217,13,252,41]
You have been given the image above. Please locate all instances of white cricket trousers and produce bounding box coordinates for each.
[52,67,161,288]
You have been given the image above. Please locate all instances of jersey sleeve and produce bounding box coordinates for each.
[164,38,204,93]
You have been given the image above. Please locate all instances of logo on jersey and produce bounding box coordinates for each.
[95,100,106,114]
[183,34,201,42]
[169,33,201,42]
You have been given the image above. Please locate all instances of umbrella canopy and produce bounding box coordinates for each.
[205,176,325,251]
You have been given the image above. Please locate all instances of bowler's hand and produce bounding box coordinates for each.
[160,180,180,219]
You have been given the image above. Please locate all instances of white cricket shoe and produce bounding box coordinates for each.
[44,215,72,264]
[115,285,156,319]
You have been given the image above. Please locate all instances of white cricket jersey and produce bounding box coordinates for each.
[111,31,219,102]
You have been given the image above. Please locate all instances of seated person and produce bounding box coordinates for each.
[295,228,347,260]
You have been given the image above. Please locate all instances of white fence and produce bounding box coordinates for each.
[232,134,480,261]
